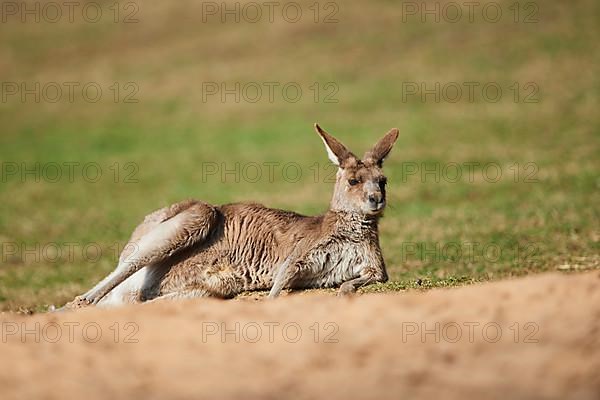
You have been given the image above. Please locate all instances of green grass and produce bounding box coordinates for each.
[0,0,598,312]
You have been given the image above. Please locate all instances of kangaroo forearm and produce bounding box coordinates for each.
[268,249,301,298]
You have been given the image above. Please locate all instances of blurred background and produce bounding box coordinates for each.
[0,0,598,311]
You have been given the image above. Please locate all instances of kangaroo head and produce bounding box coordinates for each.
[315,123,399,216]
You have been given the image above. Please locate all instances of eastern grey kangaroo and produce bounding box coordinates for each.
[65,124,398,308]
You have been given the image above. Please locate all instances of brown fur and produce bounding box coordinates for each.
[64,124,399,308]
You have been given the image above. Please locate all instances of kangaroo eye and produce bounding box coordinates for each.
[348,179,360,186]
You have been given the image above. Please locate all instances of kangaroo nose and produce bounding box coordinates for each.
[368,194,383,205]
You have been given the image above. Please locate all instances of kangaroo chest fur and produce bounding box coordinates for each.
[289,219,384,290]
[292,239,378,289]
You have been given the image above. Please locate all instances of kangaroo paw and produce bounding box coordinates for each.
[337,283,357,296]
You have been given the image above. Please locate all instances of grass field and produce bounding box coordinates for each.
[0,0,598,312]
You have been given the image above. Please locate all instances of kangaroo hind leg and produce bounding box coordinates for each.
[67,200,219,308]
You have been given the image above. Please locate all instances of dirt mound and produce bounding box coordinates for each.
[2,272,599,400]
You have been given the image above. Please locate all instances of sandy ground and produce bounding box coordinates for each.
[1,271,599,400]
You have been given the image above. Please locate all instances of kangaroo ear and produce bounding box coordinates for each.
[364,128,399,167]
[314,123,356,167]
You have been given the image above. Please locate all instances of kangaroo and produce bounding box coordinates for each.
[64,124,398,308]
